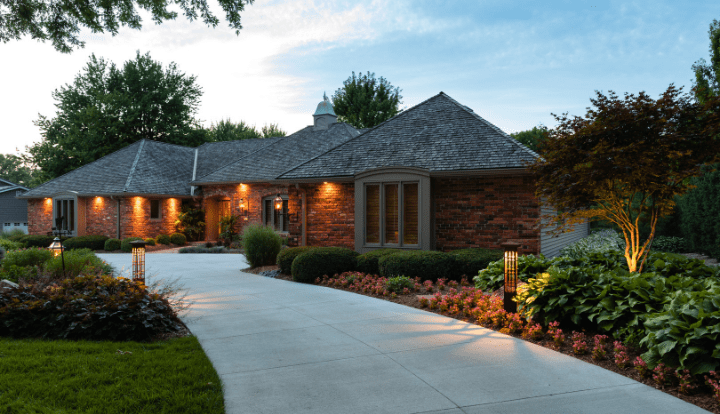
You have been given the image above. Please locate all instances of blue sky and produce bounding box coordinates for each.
[1,0,718,155]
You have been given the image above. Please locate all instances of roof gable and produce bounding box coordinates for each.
[277,92,539,180]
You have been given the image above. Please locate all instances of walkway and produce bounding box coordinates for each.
[98,253,710,414]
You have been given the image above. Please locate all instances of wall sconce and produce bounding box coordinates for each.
[274,193,298,222]
[501,242,520,313]
[238,198,248,216]
[130,240,146,286]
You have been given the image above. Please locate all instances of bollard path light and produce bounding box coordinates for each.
[130,240,146,286]
[501,242,520,313]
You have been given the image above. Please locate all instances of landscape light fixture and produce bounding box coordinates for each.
[501,242,520,313]
[130,240,146,286]
[49,216,68,276]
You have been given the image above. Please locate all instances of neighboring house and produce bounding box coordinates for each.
[0,178,29,234]
[21,93,588,256]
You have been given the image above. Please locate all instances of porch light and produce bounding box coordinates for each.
[130,240,146,286]
[501,242,520,313]
[274,194,283,211]
[238,198,248,216]
[48,237,66,276]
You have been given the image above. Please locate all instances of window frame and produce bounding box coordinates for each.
[262,194,289,233]
[53,196,76,235]
[363,181,420,248]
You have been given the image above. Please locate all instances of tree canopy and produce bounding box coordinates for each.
[510,126,547,153]
[530,85,720,273]
[0,0,254,53]
[206,119,286,142]
[693,19,720,104]
[331,71,403,129]
[0,154,36,188]
[29,51,206,183]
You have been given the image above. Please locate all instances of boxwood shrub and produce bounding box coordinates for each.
[276,246,316,275]
[144,238,156,246]
[19,235,59,248]
[0,273,183,341]
[356,249,401,276]
[120,237,143,253]
[291,247,359,283]
[156,234,171,245]
[241,224,282,268]
[169,232,187,246]
[62,235,109,251]
[378,250,459,282]
[449,248,503,280]
[104,238,121,251]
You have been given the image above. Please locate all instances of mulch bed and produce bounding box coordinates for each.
[243,264,719,413]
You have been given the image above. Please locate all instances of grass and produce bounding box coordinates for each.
[0,336,224,413]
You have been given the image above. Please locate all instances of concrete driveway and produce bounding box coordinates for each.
[98,253,710,414]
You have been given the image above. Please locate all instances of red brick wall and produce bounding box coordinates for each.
[296,182,355,249]
[119,197,181,239]
[27,198,53,235]
[86,197,117,237]
[432,175,540,255]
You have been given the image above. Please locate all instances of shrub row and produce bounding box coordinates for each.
[0,248,113,282]
[0,274,183,341]
[62,235,109,251]
[291,247,359,283]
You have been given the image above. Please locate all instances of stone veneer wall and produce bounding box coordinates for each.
[27,198,53,235]
[432,175,540,255]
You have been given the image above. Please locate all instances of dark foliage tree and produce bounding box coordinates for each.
[510,125,547,153]
[331,71,402,129]
[0,0,254,53]
[206,119,285,142]
[530,85,720,273]
[0,154,36,187]
[29,51,206,183]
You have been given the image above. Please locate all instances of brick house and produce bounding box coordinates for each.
[21,92,587,256]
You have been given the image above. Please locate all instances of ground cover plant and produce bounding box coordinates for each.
[0,336,224,413]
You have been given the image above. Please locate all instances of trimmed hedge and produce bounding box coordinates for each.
[379,250,459,282]
[156,234,171,245]
[356,249,401,276]
[241,224,282,268]
[291,247,359,283]
[276,246,316,275]
[144,238,156,246]
[120,237,143,253]
[19,235,59,248]
[169,232,187,246]
[104,238,121,251]
[449,248,503,280]
[63,235,109,251]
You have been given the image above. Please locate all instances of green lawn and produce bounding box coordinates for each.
[0,336,224,414]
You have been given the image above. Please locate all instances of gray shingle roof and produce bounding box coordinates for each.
[21,140,196,198]
[194,137,283,179]
[277,92,540,179]
[193,123,361,184]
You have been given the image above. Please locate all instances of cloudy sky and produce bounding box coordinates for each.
[1,0,718,156]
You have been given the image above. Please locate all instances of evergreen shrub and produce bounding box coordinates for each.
[241,224,282,268]
[449,248,503,279]
[276,246,316,275]
[356,249,401,276]
[678,166,720,258]
[104,238,121,251]
[144,238,156,246]
[120,237,143,253]
[156,234,171,245]
[44,248,114,278]
[63,235,109,251]
[19,235,58,248]
[0,238,23,251]
[291,247,359,283]
[169,233,187,246]
[379,250,458,282]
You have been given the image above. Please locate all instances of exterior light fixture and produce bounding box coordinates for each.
[49,217,68,276]
[274,194,283,211]
[501,242,520,313]
[238,198,248,216]
[130,240,146,286]
[273,193,297,222]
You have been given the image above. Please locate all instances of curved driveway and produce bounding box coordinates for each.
[98,253,709,414]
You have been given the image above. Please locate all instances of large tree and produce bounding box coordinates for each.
[331,72,402,129]
[0,0,254,53]
[530,85,720,273]
[693,19,720,104]
[206,119,285,141]
[510,125,547,153]
[0,154,36,187]
[29,51,206,183]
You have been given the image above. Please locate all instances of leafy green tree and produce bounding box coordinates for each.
[331,72,403,129]
[692,19,720,104]
[261,123,286,138]
[0,154,36,187]
[530,85,720,273]
[0,0,254,53]
[206,119,286,141]
[29,51,207,182]
[510,126,547,153]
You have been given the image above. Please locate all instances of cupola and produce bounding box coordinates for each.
[313,92,337,130]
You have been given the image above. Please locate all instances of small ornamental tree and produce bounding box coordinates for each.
[530,85,720,273]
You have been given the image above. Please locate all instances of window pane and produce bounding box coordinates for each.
[403,183,419,244]
[365,185,380,243]
[68,200,74,231]
[282,200,289,232]
[384,184,399,244]
[264,200,271,226]
[150,200,160,219]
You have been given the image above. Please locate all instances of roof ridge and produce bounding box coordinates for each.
[276,92,448,179]
[21,140,145,197]
[123,140,146,192]
[193,135,291,182]
[0,185,28,195]
[439,94,541,159]
[142,139,196,151]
